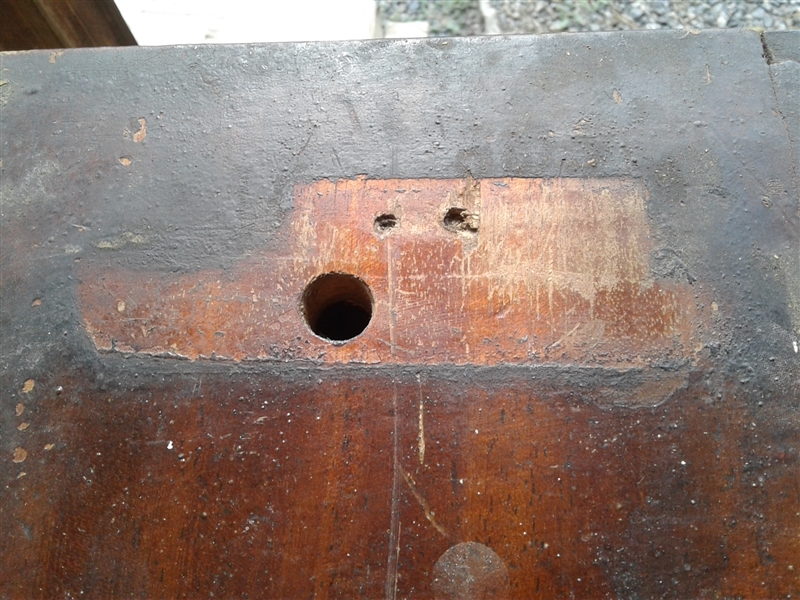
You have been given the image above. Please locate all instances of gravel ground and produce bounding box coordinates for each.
[378,0,800,36]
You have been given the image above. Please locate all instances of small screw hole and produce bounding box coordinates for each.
[374,213,398,234]
[302,273,373,343]
[443,207,478,232]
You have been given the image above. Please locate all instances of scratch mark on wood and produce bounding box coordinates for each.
[547,323,581,352]
[344,98,362,132]
[403,471,448,538]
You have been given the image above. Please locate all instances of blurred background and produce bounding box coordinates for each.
[381,0,800,37]
[1,0,799,51]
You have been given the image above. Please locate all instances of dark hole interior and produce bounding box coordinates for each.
[374,213,398,233]
[313,301,372,341]
[444,207,468,227]
[302,273,373,343]
[443,207,477,232]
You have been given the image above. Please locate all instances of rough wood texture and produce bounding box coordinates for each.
[1,30,798,599]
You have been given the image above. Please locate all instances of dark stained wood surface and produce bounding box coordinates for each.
[0,0,135,51]
[1,30,798,599]
[4,368,798,598]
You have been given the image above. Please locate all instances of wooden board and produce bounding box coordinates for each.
[1,30,798,599]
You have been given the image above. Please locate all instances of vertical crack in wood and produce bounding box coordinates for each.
[417,373,425,464]
[385,380,401,600]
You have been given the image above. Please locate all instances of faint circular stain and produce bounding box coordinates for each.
[432,542,509,600]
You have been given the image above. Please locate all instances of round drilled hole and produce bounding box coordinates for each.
[374,213,398,234]
[302,273,373,343]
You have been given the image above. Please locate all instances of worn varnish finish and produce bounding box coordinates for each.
[1,31,799,599]
[79,177,698,367]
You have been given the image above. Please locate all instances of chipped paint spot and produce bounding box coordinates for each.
[49,50,64,64]
[18,423,29,431]
[132,118,147,143]
[711,302,718,312]
[117,301,126,313]
[119,156,132,166]
[22,379,34,394]
[31,299,41,307]
[44,444,54,451]
[16,472,26,479]
[16,403,24,416]
[93,232,148,250]
[613,89,622,104]
[12,447,27,463]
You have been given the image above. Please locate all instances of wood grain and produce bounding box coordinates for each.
[79,177,700,371]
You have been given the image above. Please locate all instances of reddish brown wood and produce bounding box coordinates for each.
[4,369,797,598]
[79,177,699,370]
